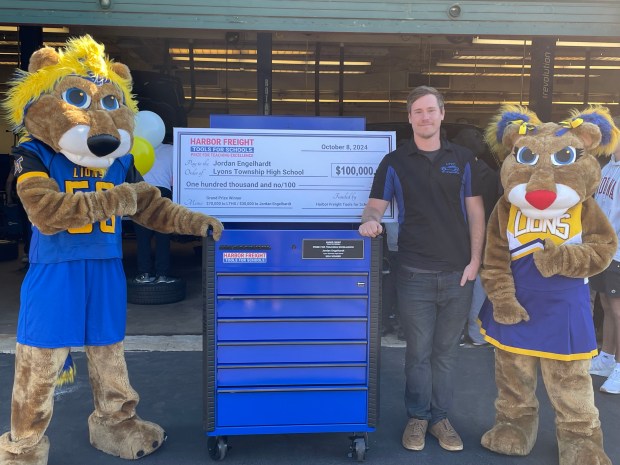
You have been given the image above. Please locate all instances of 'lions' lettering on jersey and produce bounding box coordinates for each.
[507,203,583,261]
[72,167,106,179]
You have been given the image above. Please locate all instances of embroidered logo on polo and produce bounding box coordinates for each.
[440,162,460,175]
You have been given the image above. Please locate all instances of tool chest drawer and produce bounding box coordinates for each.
[217,273,369,295]
[217,318,367,341]
[216,341,368,364]
[215,388,368,427]
[217,363,367,387]
[216,297,368,318]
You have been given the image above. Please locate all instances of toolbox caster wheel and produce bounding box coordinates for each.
[348,434,368,462]
[353,438,366,462]
[208,436,228,461]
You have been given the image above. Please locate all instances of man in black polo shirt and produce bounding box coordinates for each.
[359,86,485,453]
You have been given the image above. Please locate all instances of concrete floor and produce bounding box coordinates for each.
[0,348,619,465]
[0,237,618,465]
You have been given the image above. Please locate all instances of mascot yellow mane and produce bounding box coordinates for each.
[3,35,139,169]
[4,35,137,134]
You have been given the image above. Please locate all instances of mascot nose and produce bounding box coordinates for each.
[88,134,120,157]
[525,189,557,210]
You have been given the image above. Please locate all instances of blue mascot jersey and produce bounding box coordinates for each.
[15,138,136,264]
[478,203,598,361]
[13,138,141,348]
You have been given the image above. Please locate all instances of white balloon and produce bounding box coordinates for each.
[134,111,166,149]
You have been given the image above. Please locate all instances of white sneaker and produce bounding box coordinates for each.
[600,366,620,394]
[589,354,615,377]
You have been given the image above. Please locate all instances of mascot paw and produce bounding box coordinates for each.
[201,216,224,241]
[481,422,535,456]
[493,301,530,325]
[0,435,49,465]
[533,239,561,277]
[88,414,166,460]
[558,432,611,465]
[110,183,139,217]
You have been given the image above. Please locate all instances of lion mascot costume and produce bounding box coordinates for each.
[478,105,618,465]
[0,35,223,465]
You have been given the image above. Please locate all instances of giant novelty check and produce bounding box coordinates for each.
[173,128,396,223]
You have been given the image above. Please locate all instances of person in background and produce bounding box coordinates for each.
[381,221,403,339]
[133,142,177,284]
[451,127,501,347]
[359,86,485,452]
[589,118,620,394]
[5,156,32,266]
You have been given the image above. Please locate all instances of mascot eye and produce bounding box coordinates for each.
[101,94,120,111]
[62,87,91,109]
[551,146,577,166]
[515,147,539,165]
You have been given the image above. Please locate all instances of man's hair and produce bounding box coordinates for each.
[406,86,445,113]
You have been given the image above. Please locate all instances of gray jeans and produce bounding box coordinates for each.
[397,267,473,423]
[467,275,487,344]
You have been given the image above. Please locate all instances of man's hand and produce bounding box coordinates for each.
[460,261,480,286]
[358,220,383,238]
[358,199,389,238]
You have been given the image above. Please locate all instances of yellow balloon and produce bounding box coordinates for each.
[131,136,155,175]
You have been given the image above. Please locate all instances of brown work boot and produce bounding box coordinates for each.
[402,418,428,451]
[429,419,463,451]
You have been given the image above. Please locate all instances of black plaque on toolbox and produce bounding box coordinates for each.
[302,239,364,259]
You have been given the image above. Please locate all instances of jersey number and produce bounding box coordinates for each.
[65,181,115,234]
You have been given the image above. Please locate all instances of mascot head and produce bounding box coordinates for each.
[3,35,138,168]
[486,105,620,219]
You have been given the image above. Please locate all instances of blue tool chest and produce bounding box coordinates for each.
[203,229,381,460]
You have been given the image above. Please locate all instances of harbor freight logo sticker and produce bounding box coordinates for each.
[222,252,267,263]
